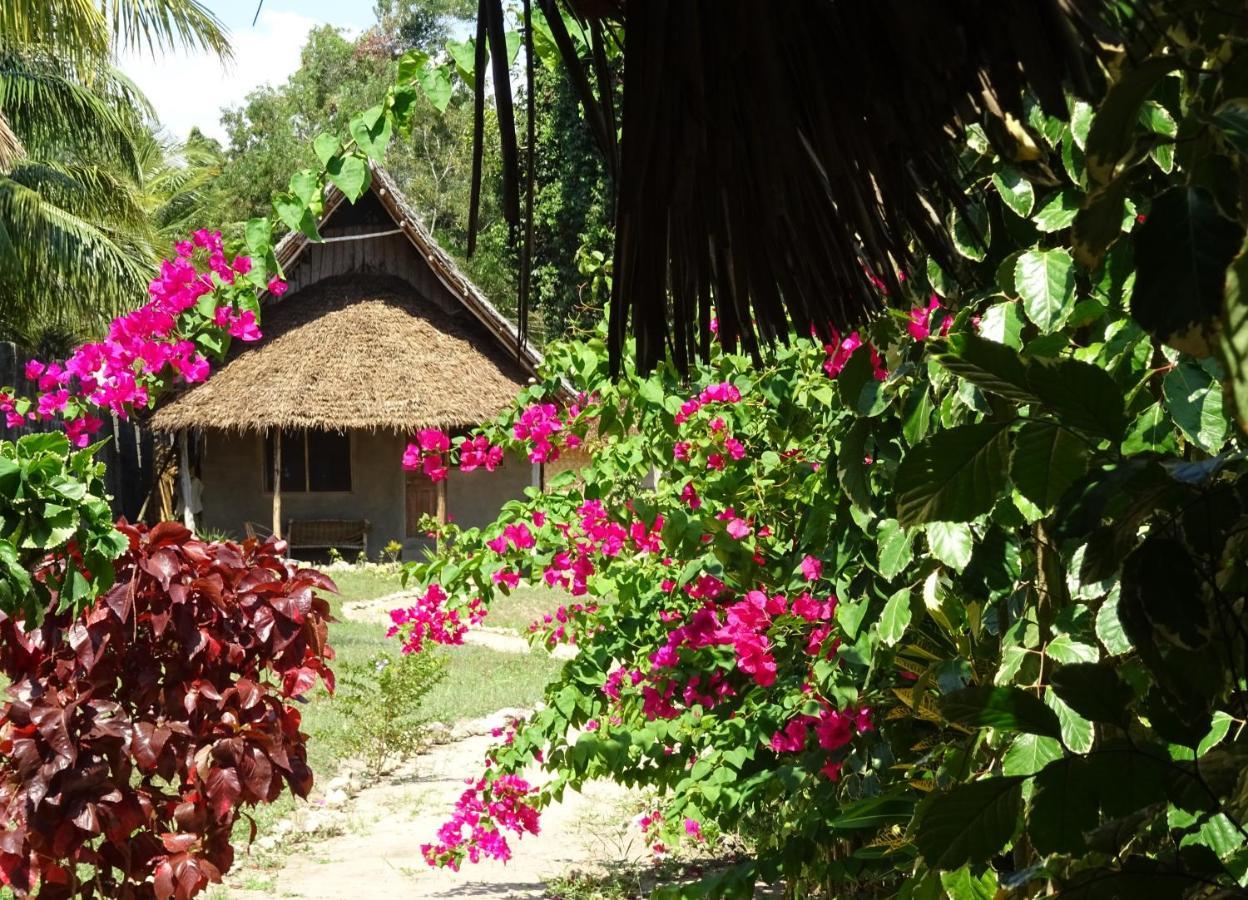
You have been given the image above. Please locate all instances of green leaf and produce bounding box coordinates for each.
[993,166,1034,217]
[244,217,271,256]
[1002,733,1063,777]
[1045,688,1094,753]
[878,588,912,647]
[936,332,1035,403]
[1072,176,1130,268]
[941,685,1062,738]
[1085,56,1182,186]
[939,867,997,900]
[1220,236,1248,433]
[326,153,370,202]
[1122,402,1179,455]
[1028,756,1098,854]
[977,301,1025,349]
[445,38,478,87]
[877,519,913,580]
[1045,635,1100,666]
[1015,248,1075,333]
[289,169,319,204]
[835,597,869,641]
[951,201,990,261]
[1095,593,1131,656]
[926,522,973,573]
[1010,421,1089,511]
[313,132,340,167]
[1032,190,1082,233]
[1162,359,1229,454]
[1131,187,1243,345]
[895,423,1011,527]
[825,792,916,830]
[837,419,871,511]
[914,776,1025,869]
[350,105,393,160]
[1024,356,1127,441]
[1050,663,1131,726]
[415,61,453,113]
[1070,100,1094,149]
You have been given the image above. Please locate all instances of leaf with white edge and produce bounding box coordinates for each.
[877,519,913,580]
[1162,359,1229,454]
[951,201,990,262]
[926,522,973,573]
[895,423,1012,527]
[878,588,912,647]
[978,301,1025,349]
[1070,100,1094,149]
[1016,249,1075,333]
[1095,592,1131,656]
[1085,56,1181,186]
[914,776,1025,869]
[1002,733,1063,777]
[1045,687,1094,753]
[993,166,1035,217]
[1010,421,1089,512]
[1033,190,1082,233]
[1196,712,1233,758]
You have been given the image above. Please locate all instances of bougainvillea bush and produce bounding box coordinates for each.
[394,26,1248,896]
[0,522,335,898]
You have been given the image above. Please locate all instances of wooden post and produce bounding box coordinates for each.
[271,428,282,540]
[435,477,447,526]
[178,430,195,530]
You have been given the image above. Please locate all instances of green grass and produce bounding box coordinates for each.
[487,584,568,632]
[327,565,406,603]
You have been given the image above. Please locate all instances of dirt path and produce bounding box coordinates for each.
[223,724,641,899]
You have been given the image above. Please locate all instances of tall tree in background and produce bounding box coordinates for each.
[0,0,230,345]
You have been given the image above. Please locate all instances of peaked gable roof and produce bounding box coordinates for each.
[151,166,543,434]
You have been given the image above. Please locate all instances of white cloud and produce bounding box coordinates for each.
[119,9,327,143]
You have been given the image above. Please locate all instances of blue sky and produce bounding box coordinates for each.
[120,1,375,141]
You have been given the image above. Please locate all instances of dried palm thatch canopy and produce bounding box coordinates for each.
[150,274,533,433]
[471,0,1131,372]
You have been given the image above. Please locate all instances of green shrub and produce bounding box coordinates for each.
[336,648,447,775]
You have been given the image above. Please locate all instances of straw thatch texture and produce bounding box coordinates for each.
[150,274,533,434]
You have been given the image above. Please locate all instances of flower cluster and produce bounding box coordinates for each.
[387,583,485,654]
[769,705,874,780]
[908,294,953,341]
[823,330,887,381]
[420,774,541,869]
[6,231,281,446]
[512,402,583,463]
[403,428,452,481]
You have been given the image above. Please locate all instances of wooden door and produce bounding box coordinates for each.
[405,470,439,537]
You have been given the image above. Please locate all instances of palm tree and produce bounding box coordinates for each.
[0,0,230,342]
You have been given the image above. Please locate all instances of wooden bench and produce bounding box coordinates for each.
[285,518,370,558]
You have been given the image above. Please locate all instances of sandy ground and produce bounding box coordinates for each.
[223,729,640,899]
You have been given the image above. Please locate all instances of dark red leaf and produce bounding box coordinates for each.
[159,833,197,854]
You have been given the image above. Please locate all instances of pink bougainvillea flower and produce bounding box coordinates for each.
[800,555,823,581]
[726,517,751,540]
[268,277,289,297]
[684,819,703,841]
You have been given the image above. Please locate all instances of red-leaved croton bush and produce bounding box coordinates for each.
[0,521,336,899]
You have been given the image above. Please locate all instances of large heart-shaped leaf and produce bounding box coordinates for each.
[940,685,1062,738]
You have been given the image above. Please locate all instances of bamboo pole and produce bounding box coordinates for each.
[179,431,195,530]
[272,429,282,540]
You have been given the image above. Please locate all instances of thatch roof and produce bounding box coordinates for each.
[468,0,1131,372]
[150,274,533,433]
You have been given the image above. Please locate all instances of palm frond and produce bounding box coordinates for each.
[103,0,232,60]
[7,160,150,231]
[0,174,153,331]
[0,112,23,169]
[0,0,110,64]
[0,50,143,174]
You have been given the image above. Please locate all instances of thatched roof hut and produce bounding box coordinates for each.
[151,165,541,434]
[149,274,532,433]
[150,166,546,557]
